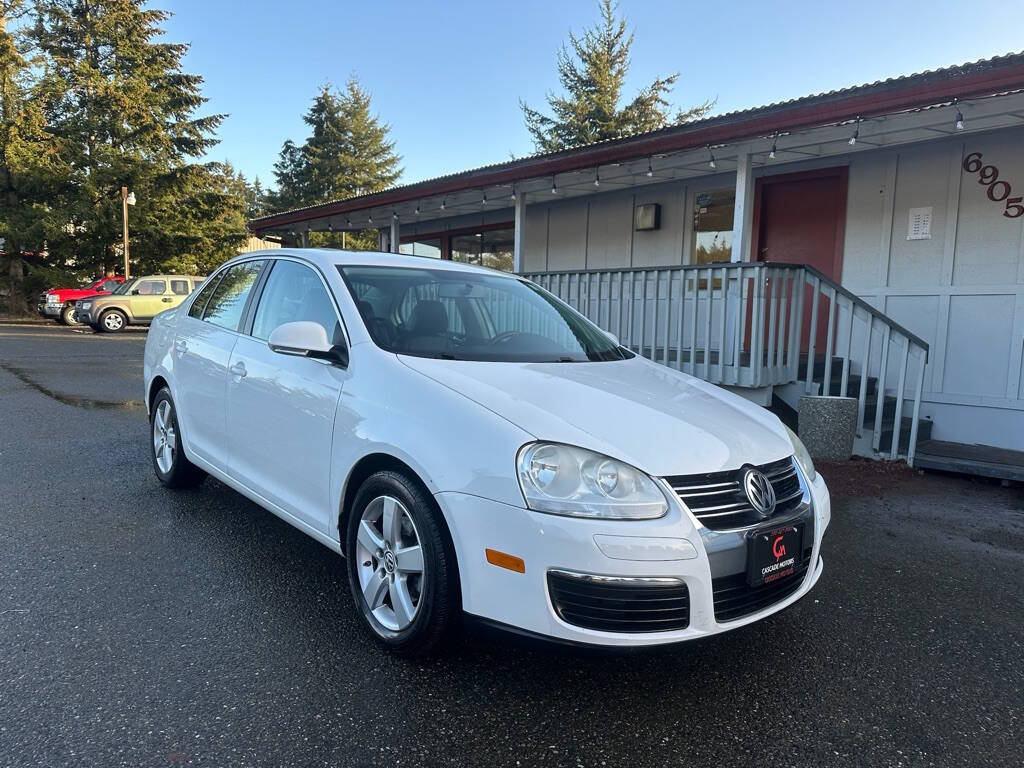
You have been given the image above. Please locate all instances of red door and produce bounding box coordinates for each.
[752,168,848,362]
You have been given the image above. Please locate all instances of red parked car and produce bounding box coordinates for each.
[38,276,126,325]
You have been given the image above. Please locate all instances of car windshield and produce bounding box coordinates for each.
[111,278,138,295]
[338,265,630,363]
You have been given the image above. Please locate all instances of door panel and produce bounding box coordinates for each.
[172,317,238,470]
[225,336,345,532]
[754,168,848,357]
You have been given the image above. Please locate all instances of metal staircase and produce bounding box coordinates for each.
[523,261,931,465]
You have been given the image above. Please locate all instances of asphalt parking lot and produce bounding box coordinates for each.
[1,323,1022,768]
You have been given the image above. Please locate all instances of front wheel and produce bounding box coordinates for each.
[345,471,459,656]
[60,304,80,326]
[150,388,206,489]
[98,309,127,333]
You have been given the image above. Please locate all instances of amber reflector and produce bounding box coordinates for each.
[485,548,525,573]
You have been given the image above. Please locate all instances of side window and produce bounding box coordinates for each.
[251,260,342,344]
[136,280,166,296]
[202,261,265,331]
[170,279,190,295]
[100,279,121,292]
[188,275,220,319]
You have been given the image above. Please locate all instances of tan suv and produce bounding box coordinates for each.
[76,274,205,332]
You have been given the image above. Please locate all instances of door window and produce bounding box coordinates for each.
[691,188,735,264]
[170,279,191,295]
[135,279,166,295]
[251,260,343,344]
[202,261,265,331]
[188,275,220,319]
[99,279,122,292]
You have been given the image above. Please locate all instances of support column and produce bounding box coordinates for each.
[513,192,527,273]
[300,229,310,248]
[390,216,400,254]
[731,152,755,263]
[378,229,387,251]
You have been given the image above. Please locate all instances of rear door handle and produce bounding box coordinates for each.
[229,361,247,378]
[161,297,173,303]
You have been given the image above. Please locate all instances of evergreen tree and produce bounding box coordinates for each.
[1,0,67,313]
[269,78,401,250]
[32,0,234,276]
[521,0,712,152]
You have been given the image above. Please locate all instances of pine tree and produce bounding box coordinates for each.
[32,0,229,276]
[521,0,712,152]
[269,78,401,249]
[1,0,67,314]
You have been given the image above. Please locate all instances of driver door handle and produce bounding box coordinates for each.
[173,340,187,355]
[161,297,173,302]
[229,361,247,378]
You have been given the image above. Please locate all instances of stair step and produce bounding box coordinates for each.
[862,395,898,426]
[878,417,933,455]
[821,373,878,397]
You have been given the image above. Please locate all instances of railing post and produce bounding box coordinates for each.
[676,269,687,371]
[840,298,853,397]
[651,270,661,361]
[639,270,648,358]
[907,349,927,466]
[891,339,910,459]
[718,266,729,381]
[806,277,820,393]
[662,271,672,367]
[823,287,837,395]
[856,314,873,436]
[872,327,891,454]
[688,270,699,375]
[789,270,805,381]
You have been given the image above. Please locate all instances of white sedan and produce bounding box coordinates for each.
[144,249,830,655]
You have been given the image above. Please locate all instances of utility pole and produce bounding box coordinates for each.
[121,186,136,278]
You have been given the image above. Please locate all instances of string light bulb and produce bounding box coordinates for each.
[392,210,398,220]
[954,99,964,131]
[368,213,373,224]
[707,146,716,169]
[593,169,600,187]
[441,198,446,210]
[848,117,860,146]
[482,193,488,206]
[551,177,558,194]
[414,203,420,215]
[646,158,654,177]
[509,186,516,201]
[769,133,777,160]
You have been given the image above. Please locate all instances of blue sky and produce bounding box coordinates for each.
[162,0,1024,189]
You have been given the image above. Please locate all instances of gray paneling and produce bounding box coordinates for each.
[632,185,684,267]
[586,193,633,269]
[547,203,588,270]
[841,155,889,289]
[523,208,548,271]
[883,294,939,392]
[942,294,1016,397]
[953,132,1024,286]
[888,144,951,288]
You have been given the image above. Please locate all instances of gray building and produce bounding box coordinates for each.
[251,53,1024,479]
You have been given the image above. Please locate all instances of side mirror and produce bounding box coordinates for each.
[268,321,348,367]
[604,329,619,346]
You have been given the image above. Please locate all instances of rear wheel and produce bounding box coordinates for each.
[60,304,80,326]
[345,471,459,656]
[150,388,205,489]
[99,309,127,333]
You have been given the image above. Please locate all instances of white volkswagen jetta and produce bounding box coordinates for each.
[144,249,829,655]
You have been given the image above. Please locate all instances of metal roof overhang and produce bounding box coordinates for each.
[251,54,1024,235]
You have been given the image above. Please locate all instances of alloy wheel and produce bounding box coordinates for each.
[355,495,425,631]
[152,400,177,474]
[103,312,124,331]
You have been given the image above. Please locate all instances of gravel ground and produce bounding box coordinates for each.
[1,323,1022,768]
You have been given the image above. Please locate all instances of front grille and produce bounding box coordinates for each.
[665,456,804,530]
[712,545,814,622]
[547,571,690,633]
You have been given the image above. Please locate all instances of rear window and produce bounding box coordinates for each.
[170,279,191,296]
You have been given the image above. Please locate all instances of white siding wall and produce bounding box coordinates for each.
[841,127,1024,450]
[512,125,1024,451]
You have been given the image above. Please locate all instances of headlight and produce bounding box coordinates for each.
[516,442,668,520]
[785,426,816,482]
[80,301,91,309]
[46,293,60,304]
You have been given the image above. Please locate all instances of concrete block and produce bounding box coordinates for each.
[798,395,858,461]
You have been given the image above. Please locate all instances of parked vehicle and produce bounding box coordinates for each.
[144,250,830,655]
[38,275,125,325]
[77,274,204,332]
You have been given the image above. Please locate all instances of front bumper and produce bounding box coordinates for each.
[437,467,830,647]
[41,304,61,317]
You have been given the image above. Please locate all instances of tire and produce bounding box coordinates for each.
[150,388,206,489]
[98,309,127,333]
[60,304,80,326]
[345,471,459,656]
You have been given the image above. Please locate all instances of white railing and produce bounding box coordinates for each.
[523,262,930,465]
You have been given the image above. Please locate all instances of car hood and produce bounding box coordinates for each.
[52,288,110,300]
[398,354,793,477]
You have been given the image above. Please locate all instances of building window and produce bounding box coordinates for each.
[691,188,735,264]
[450,228,514,272]
[399,238,442,259]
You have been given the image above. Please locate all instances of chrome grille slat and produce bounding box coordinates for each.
[664,456,805,531]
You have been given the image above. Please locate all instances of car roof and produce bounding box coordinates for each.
[226,248,519,279]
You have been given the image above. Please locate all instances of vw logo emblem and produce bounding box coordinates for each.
[742,468,776,518]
